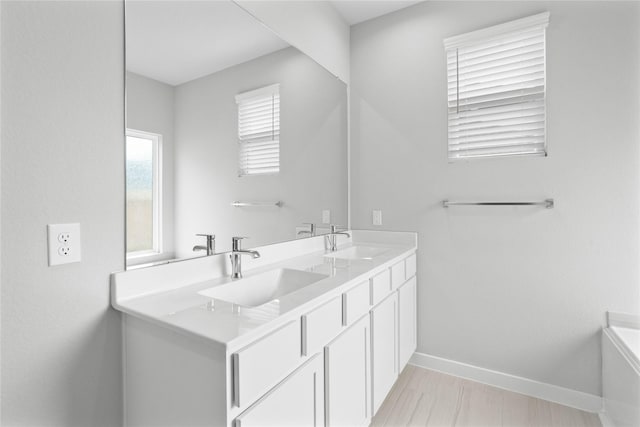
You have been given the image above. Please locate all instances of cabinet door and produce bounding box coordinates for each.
[371,292,398,414]
[325,314,371,427]
[234,354,324,427]
[398,276,417,372]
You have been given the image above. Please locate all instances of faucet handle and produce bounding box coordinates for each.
[196,233,215,237]
[232,236,248,251]
[329,224,347,233]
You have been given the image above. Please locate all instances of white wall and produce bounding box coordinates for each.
[1,1,124,425]
[350,1,640,396]
[234,0,350,84]
[126,72,175,262]
[174,47,348,256]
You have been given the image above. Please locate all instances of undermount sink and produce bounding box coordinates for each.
[198,268,328,307]
[324,246,389,260]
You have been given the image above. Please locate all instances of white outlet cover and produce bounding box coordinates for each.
[47,223,81,266]
[322,210,331,224]
[372,210,383,226]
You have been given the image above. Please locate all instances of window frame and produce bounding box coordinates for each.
[125,128,163,262]
[444,12,550,161]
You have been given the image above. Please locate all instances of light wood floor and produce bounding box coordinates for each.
[371,365,601,427]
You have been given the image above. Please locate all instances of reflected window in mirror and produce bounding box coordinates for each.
[126,129,162,260]
[236,84,280,176]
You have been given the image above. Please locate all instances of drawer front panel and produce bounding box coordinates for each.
[390,261,406,290]
[342,280,370,326]
[233,319,301,408]
[302,296,343,356]
[406,253,417,279]
[370,269,391,307]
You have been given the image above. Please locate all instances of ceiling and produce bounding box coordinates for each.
[126,1,423,86]
[330,1,423,25]
[126,1,289,86]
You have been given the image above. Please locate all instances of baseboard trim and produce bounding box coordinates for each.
[409,352,602,413]
[607,311,640,329]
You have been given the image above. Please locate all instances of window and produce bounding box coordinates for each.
[236,84,280,176]
[445,12,549,160]
[126,129,161,257]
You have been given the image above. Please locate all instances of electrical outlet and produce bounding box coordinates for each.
[322,210,331,224]
[48,223,81,266]
[372,210,383,226]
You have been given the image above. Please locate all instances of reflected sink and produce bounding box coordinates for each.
[198,268,328,307]
[324,246,389,260]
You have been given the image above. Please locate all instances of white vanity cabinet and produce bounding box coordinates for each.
[234,354,324,427]
[116,240,417,427]
[324,314,371,427]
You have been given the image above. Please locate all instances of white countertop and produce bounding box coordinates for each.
[111,230,417,350]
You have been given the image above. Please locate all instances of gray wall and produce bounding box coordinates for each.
[1,1,124,425]
[173,47,348,256]
[126,72,175,263]
[350,1,640,395]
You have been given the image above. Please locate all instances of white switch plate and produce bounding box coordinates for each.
[372,210,383,226]
[322,210,331,224]
[47,223,81,266]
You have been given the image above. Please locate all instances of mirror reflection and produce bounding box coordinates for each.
[125,0,348,268]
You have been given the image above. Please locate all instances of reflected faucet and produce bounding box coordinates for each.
[230,237,260,279]
[193,234,215,256]
[325,225,350,252]
[297,222,316,237]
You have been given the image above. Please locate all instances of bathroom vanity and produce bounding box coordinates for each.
[111,230,417,426]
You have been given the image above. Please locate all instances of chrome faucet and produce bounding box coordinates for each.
[325,225,350,252]
[230,237,260,279]
[193,234,215,256]
[297,222,316,237]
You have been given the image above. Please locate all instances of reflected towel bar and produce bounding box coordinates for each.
[442,199,554,209]
[231,201,283,207]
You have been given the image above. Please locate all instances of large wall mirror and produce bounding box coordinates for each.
[125,0,348,268]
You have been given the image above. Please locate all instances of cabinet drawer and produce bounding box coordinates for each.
[233,319,301,408]
[370,269,391,306]
[302,296,343,356]
[406,253,417,279]
[342,280,370,326]
[390,260,405,290]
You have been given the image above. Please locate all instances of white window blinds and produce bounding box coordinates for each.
[445,13,549,160]
[235,84,280,176]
